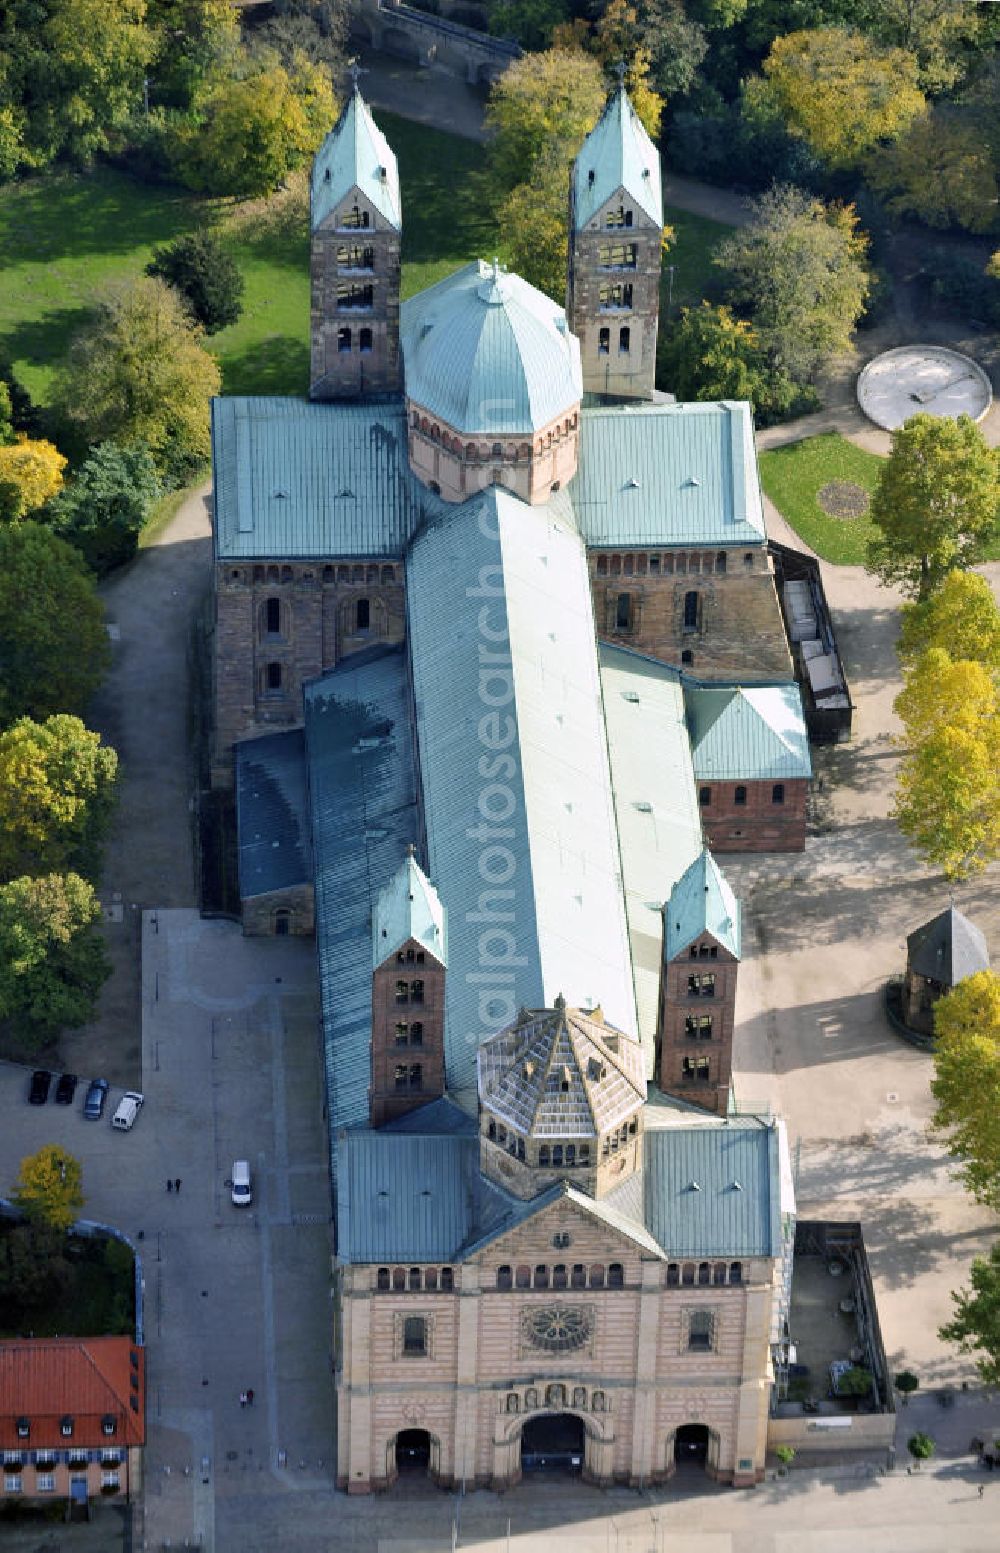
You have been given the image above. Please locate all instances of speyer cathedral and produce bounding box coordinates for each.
[209,83,810,1490]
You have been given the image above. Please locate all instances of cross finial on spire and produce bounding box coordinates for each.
[348,58,368,92]
[614,59,627,87]
[406,842,416,858]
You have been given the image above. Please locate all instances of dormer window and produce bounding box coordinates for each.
[16,1418,29,1439]
[60,1417,74,1438]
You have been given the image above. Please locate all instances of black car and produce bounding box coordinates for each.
[28,1069,52,1104]
[83,1077,109,1120]
[55,1073,78,1105]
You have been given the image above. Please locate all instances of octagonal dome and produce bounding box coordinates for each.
[400,260,582,437]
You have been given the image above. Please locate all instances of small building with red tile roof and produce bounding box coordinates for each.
[0,1336,144,1505]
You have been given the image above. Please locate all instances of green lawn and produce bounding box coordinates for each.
[661,207,731,318]
[758,433,886,565]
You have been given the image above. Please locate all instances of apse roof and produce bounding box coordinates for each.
[400,259,582,435]
[685,683,812,782]
[572,84,663,231]
[310,88,401,232]
[373,851,447,970]
[664,847,741,962]
[477,1003,646,1140]
[906,905,989,987]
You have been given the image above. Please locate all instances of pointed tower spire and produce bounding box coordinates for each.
[369,852,447,1127]
[309,87,402,400]
[566,83,663,402]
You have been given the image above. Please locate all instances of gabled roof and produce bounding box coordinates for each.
[906,905,989,987]
[572,85,662,231]
[477,1002,645,1141]
[373,850,447,970]
[311,88,401,232]
[665,847,740,962]
[462,1180,667,1263]
[400,260,582,436]
[0,1337,145,1450]
[235,730,311,899]
[685,683,812,782]
[644,1121,782,1259]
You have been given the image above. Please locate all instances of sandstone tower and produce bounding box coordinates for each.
[567,84,662,402]
[370,850,447,1126]
[657,849,740,1116]
[310,86,402,399]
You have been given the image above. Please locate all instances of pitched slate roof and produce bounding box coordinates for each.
[906,905,989,987]
[643,1120,781,1259]
[477,1003,645,1141]
[305,647,421,1146]
[235,730,311,899]
[406,485,637,1108]
[572,84,662,231]
[665,847,741,962]
[311,88,401,232]
[685,683,812,782]
[373,850,447,970]
[0,1337,145,1450]
[400,260,582,436]
[573,402,766,549]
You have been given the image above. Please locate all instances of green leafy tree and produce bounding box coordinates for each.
[898,571,1000,674]
[147,232,245,334]
[490,0,570,49]
[12,1144,84,1232]
[866,414,1000,600]
[931,970,1000,1207]
[893,650,1000,880]
[0,872,109,1047]
[714,186,869,387]
[58,277,221,483]
[0,523,109,729]
[171,57,336,199]
[145,0,238,108]
[0,715,118,883]
[940,1242,1000,1386]
[747,27,924,171]
[499,147,573,304]
[867,109,999,235]
[486,47,606,191]
[907,1431,935,1464]
[0,0,154,173]
[854,0,991,94]
[255,0,349,69]
[894,1370,919,1401]
[46,440,161,575]
[658,303,797,422]
[628,0,707,100]
[0,383,13,445]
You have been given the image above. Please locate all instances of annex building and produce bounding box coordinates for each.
[211,83,808,1491]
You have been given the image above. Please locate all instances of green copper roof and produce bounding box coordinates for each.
[685,683,812,782]
[572,85,662,231]
[400,260,582,435]
[311,88,401,232]
[665,847,741,962]
[373,851,447,970]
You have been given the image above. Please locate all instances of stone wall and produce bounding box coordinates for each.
[697,778,808,853]
[407,402,579,504]
[241,883,315,938]
[568,202,660,402]
[657,937,738,1115]
[336,1196,775,1491]
[589,545,793,682]
[212,559,406,786]
[371,941,446,1126]
[310,192,401,399]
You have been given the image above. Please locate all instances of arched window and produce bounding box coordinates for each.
[534,1264,549,1289]
[735,784,747,806]
[615,592,634,631]
[598,326,610,355]
[592,1391,605,1412]
[395,981,408,1003]
[273,909,291,937]
[410,1022,423,1046]
[440,1267,454,1292]
[355,598,370,631]
[565,1144,575,1165]
[608,1262,624,1289]
[506,1393,519,1413]
[265,662,282,692]
[619,325,630,353]
[359,327,373,354]
[392,1267,406,1290]
[393,1064,407,1089]
[409,1063,422,1088]
[590,1264,605,1289]
[265,597,281,635]
[573,1386,586,1408]
[538,1145,550,1167]
[571,1263,587,1288]
[552,1144,563,1167]
[683,590,700,631]
[410,980,424,1004]
[772,783,785,805]
[376,1267,390,1291]
[730,1261,743,1284]
[497,1265,513,1290]
[487,1119,496,1142]
[666,1263,679,1286]
[716,551,727,574]
[698,1261,711,1285]
[713,1262,727,1285]
[688,1311,713,1352]
[553,1264,568,1289]
[579,1144,590,1164]
[682,1262,695,1285]
[409,1267,421,1291]
[403,1316,426,1355]
[424,1268,438,1290]
[337,326,351,353]
[515,1265,531,1288]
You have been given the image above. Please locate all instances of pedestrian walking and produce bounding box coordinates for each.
[175,1178,182,1193]
[979,1484,985,1498]
[246,1389,254,1406]
[167,1179,173,1193]
[239,1392,247,1408]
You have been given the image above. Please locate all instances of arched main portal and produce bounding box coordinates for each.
[671,1422,719,1477]
[395,1429,432,1474]
[521,1412,585,1475]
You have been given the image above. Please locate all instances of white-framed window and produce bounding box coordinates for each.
[34,1451,55,1467]
[101,1448,122,1464]
[3,1450,23,1466]
[4,1474,21,1492]
[36,1472,55,1492]
[101,1471,121,1491]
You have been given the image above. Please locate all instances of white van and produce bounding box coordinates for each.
[231,1160,252,1207]
[111,1091,144,1131]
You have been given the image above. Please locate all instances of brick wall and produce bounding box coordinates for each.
[697,778,807,853]
[589,546,793,682]
[657,938,738,1115]
[241,883,315,937]
[370,941,445,1126]
[211,560,406,786]
[310,197,401,399]
[567,202,660,402]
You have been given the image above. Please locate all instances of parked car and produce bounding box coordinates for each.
[54,1073,78,1105]
[28,1069,52,1104]
[83,1077,109,1120]
[231,1160,252,1207]
[111,1091,144,1131]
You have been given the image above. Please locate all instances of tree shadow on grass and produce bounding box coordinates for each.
[219,334,310,398]
[0,305,95,378]
[0,166,205,266]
